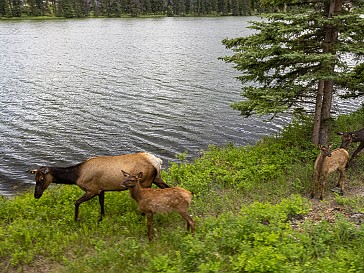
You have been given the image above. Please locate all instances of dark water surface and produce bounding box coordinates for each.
[0,17,360,196]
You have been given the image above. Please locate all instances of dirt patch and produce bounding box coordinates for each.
[1,259,64,273]
[294,184,364,228]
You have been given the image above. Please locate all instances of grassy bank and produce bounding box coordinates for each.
[1,108,364,272]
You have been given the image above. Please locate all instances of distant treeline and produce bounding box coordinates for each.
[0,0,266,18]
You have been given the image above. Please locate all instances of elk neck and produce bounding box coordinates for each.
[48,163,82,185]
[129,180,144,202]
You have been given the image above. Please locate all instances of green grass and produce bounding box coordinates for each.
[2,108,364,272]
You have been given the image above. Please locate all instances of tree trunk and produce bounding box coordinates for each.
[319,80,334,144]
[313,0,342,145]
[312,80,324,145]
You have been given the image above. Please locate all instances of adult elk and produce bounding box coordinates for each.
[336,127,364,165]
[312,145,349,200]
[27,152,170,221]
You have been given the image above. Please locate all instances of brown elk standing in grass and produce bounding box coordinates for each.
[312,145,349,200]
[336,128,364,166]
[121,170,195,241]
[27,152,170,221]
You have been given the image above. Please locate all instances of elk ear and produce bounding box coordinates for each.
[26,169,38,174]
[121,170,130,177]
[40,167,49,174]
[138,172,143,179]
[336,132,344,135]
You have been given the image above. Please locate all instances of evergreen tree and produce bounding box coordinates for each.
[61,0,75,17]
[199,0,205,14]
[0,0,7,16]
[210,0,218,14]
[91,0,100,16]
[5,0,11,16]
[36,0,44,15]
[240,0,250,15]
[142,0,152,14]
[11,0,22,16]
[149,0,165,14]
[218,0,229,15]
[0,0,262,16]
[108,0,122,16]
[193,0,199,14]
[173,0,185,15]
[23,0,44,15]
[49,0,58,16]
[130,0,141,16]
[231,0,238,15]
[221,0,364,144]
[43,0,52,16]
[73,0,86,17]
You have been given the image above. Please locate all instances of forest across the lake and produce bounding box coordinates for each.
[0,0,266,19]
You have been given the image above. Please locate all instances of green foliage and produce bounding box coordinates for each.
[221,1,364,118]
[3,108,364,272]
[335,107,364,131]
[164,116,316,210]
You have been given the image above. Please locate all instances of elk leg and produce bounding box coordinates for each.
[349,142,364,164]
[338,169,345,196]
[98,191,105,222]
[179,212,196,234]
[153,177,170,189]
[335,169,343,188]
[320,175,327,200]
[146,213,154,241]
[75,192,97,221]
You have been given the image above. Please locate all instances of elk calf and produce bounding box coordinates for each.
[121,170,195,241]
[312,145,349,200]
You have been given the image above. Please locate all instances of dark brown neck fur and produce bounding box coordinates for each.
[48,163,82,185]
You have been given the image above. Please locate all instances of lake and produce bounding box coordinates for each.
[0,17,360,196]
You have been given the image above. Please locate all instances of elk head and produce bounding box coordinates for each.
[27,167,53,199]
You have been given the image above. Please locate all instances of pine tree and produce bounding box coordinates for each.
[0,0,7,16]
[221,0,364,144]
[231,0,238,15]
[59,0,75,17]
[11,0,22,16]
[130,0,141,16]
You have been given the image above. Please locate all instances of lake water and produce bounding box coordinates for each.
[0,17,360,196]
